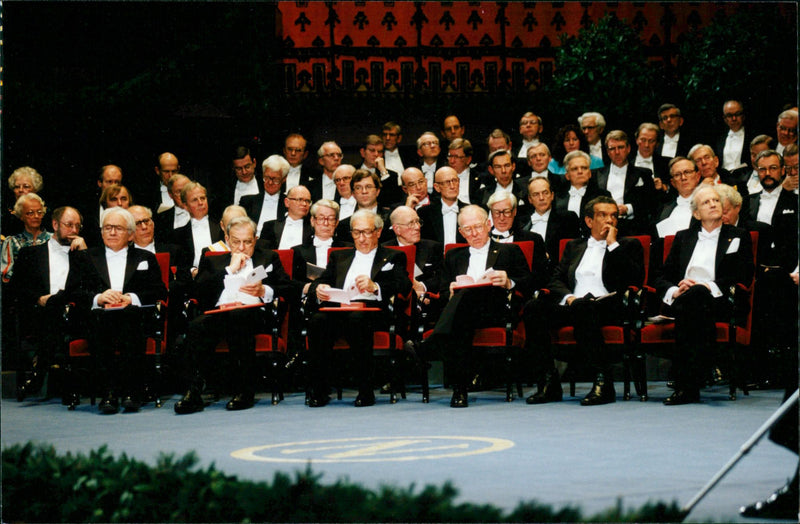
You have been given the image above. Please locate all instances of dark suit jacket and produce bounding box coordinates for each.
[475,178,530,210]
[291,237,350,283]
[748,188,798,270]
[173,218,224,267]
[516,207,582,273]
[438,240,535,301]
[10,243,84,311]
[153,206,182,245]
[375,169,406,209]
[656,130,694,159]
[239,192,288,233]
[307,246,412,311]
[193,245,296,312]
[307,169,338,202]
[628,149,670,187]
[653,223,754,302]
[382,238,444,292]
[335,208,393,245]
[258,217,313,250]
[553,183,612,231]
[417,200,467,245]
[594,164,656,234]
[498,229,549,290]
[548,236,645,304]
[68,245,167,310]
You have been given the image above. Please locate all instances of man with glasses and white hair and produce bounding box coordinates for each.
[775,109,798,155]
[173,216,295,414]
[418,166,467,245]
[10,206,87,403]
[69,206,167,414]
[399,167,431,209]
[384,205,443,297]
[310,141,343,202]
[415,131,446,193]
[306,209,411,408]
[578,111,607,165]
[240,154,291,234]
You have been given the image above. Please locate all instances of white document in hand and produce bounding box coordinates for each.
[454,268,497,288]
[325,285,360,305]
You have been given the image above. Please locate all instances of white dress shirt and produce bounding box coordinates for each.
[567,186,587,216]
[746,170,763,194]
[661,133,680,158]
[589,141,603,160]
[158,184,174,213]
[286,166,302,192]
[441,201,459,245]
[321,175,336,200]
[173,206,190,229]
[277,217,305,250]
[342,248,380,301]
[190,216,213,267]
[466,243,490,281]
[663,226,723,305]
[457,169,471,204]
[234,177,260,205]
[339,196,356,220]
[421,161,437,193]
[257,192,282,229]
[568,237,617,302]
[634,152,654,175]
[135,241,157,254]
[47,237,70,295]
[384,148,404,174]
[722,128,746,170]
[757,186,782,225]
[518,139,540,159]
[607,164,634,218]
[92,247,141,308]
[313,236,333,267]
[529,209,550,239]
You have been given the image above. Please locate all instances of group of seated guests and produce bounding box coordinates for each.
[2,104,797,414]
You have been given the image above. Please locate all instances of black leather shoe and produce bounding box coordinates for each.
[581,378,615,406]
[98,393,119,415]
[355,390,376,407]
[740,479,798,519]
[174,389,204,414]
[526,373,563,405]
[308,395,330,408]
[226,393,255,411]
[450,389,468,408]
[663,389,700,406]
[122,395,141,413]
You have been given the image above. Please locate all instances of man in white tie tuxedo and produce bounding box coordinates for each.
[579,112,606,165]
[381,121,407,175]
[653,157,702,238]
[775,109,798,155]
[523,196,644,406]
[399,168,431,209]
[239,154,291,238]
[716,100,751,171]
[282,134,312,193]
[654,185,753,405]
[517,111,543,160]
[656,104,692,159]
[418,167,467,246]
[257,185,313,250]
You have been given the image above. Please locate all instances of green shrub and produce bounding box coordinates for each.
[3,442,683,523]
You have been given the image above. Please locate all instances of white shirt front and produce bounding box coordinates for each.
[529,209,550,239]
[663,227,723,304]
[47,237,70,295]
[457,169,471,204]
[384,148,404,174]
[746,170,763,194]
[722,128,746,171]
[571,238,611,301]
[92,247,141,308]
[441,201,459,245]
[661,133,680,158]
[634,152,654,174]
[466,243,490,281]
[191,216,213,267]
[339,196,356,220]
[589,141,603,160]
[342,248,380,301]
[257,192,282,230]
[322,175,336,200]
[757,186,782,225]
[135,241,157,254]
[277,217,304,250]
[421,162,437,193]
[518,139,539,159]
[286,166,302,192]
[313,236,333,267]
[173,206,190,229]
[234,177,260,205]
[567,186,586,216]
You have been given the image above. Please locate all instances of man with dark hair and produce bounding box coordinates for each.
[283,133,315,193]
[447,138,482,204]
[630,122,670,193]
[731,134,774,195]
[655,104,691,159]
[359,134,404,208]
[716,100,752,172]
[381,121,410,174]
[475,149,528,209]
[227,145,261,208]
[517,112,543,160]
[335,169,392,244]
[523,196,644,406]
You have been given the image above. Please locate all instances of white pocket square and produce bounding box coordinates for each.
[782,208,795,214]
[635,178,644,187]
[726,237,740,254]
[381,262,394,271]
[264,264,273,273]
[136,260,149,270]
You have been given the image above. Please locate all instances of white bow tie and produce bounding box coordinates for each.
[761,190,780,201]
[530,215,547,225]
[569,187,586,197]
[698,228,721,241]
[491,228,510,238]
[313,237,332,248]
[442,205,459,215]
[265,193,281,202]
[587,237,607,249]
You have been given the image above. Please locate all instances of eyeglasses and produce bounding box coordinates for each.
[59,221,82,231]
[420,141,439,148]
[778,125,798,135]
[353,184,376,192]
[287,197,312,205]
[396,219,422,228]
[724,111,744,119]
[382,132,399,137]
[323,152,343,158]
[491,209,514,218]
[671,169,696,179]
[459,223,487,235]
[313,215,338,224]
[581,125,598,131]
[102,224,127,234]
[24,209,45,217]
[135,218,153,227]
[757,165,782,174]
[447,154,467,160]
[404,180,427,189]
[233,163,254,174]
[263,176,283,184]
[333,175,352,184]
[435,178,459,187]
[13,184,33,191]
[351,228,377,238]
[785,164,799,174]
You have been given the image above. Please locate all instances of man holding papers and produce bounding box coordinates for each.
[424,205,534,408]
[306,210,411,408]
[522,196,644,406]
[174,217,295,414]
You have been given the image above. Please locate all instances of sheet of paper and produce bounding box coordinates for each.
[326,286,358,305]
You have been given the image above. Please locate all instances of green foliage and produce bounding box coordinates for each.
[544,15,657,128]
[3,442,685,523]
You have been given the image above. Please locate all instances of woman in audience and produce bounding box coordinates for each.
[548,124,604,175]
[1,193,51,283]
[4,167,44,238]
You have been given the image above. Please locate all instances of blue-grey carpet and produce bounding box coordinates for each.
[2,383,796,523]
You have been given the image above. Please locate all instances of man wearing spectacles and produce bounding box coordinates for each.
[306,209,411,408]
[418,167,467,246]
[749,150,797,259]
[9,206,87,403]
[476,150,529,210]
[400,167,431,209]
[578,112,607,166]
[415,131,446,193]
[258,185,313,250]
[283,134,315,194]
[240,154,291,237]
[381,121,411,175]
[655,103,694,159]
[223,145,261,212]
[384,205,443,298]
[423,205,534,408]
[174,216,296,414]
[517,111,543,160]
[716,100,752,172]
[447,138,482,204]
[310,141,343,202]
[653,157,702,238]
[335,170,392,244]
[688,144,751,221]
[775,109,798,156]
[68,207,167,414]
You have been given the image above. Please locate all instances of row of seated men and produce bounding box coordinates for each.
[6,144,796,414]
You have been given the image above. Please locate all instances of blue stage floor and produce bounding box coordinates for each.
[2,383,797,523]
